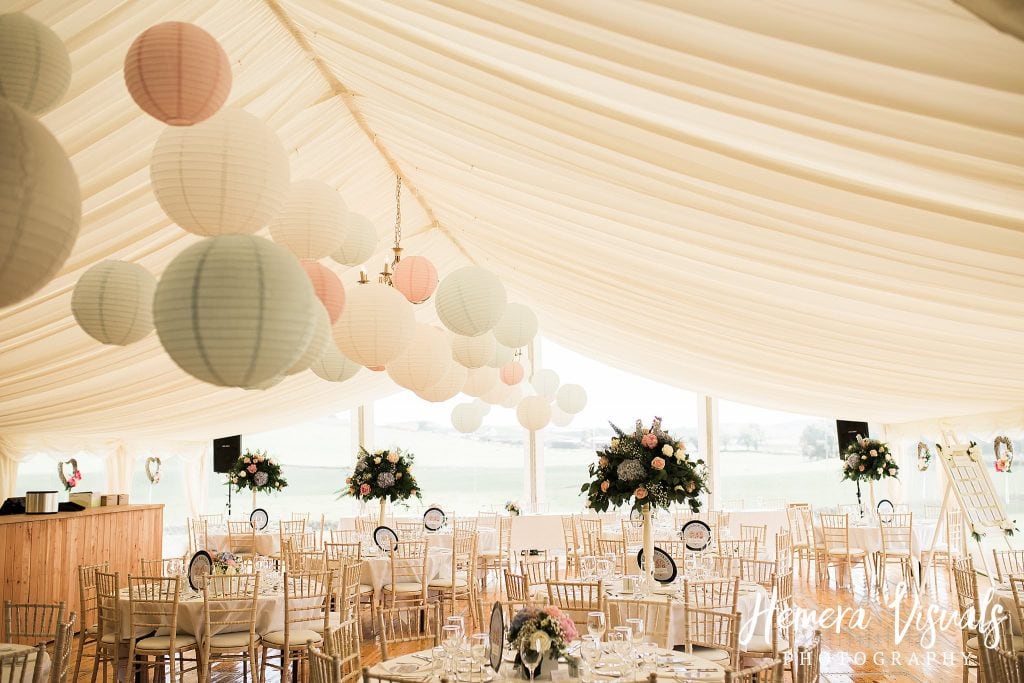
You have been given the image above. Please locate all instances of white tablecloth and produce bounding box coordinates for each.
[426,527,498,554]
[0,644,50,683]
[360,548,452,596]
[207,531,280,556]
[843,521,937,564]
[991,587,1023,636]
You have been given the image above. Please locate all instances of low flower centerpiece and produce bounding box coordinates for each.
[227,449,287,509]
[581,417,709,588]
[841,435,898,515]
[508,606,578,680]
[210,550,240,575]
[343,447,421,524]
[505,500,521,516]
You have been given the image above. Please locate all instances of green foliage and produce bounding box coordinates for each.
[579,418,709,513]
[341,447,422,503]
[226,449,287,493]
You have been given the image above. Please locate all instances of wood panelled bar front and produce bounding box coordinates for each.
[0,504,163,621]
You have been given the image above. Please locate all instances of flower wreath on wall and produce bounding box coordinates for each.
[995,436,1014,473]
[916,442,932,472]
[342,447,421,503]
[227,449,287,493]
[581,417,709,513]
[57,459,81,492]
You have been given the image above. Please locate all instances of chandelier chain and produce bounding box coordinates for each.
[393,175,402,250]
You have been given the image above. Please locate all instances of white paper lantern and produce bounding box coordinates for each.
[472,399,492,417]
[0,100,81,309]
[416,361,468,403]
[311,342,362,383]
[481,380,513,405]
[462,366,498,398]
[492,303,538,349]
[286,302,330,375]
[387,324,451,392]
[71,260,156,345]
[551,406,574,428]
[332,283,415,368]
[452,403,483,434]
[269,180,347,259]
[486,342,514,368]
[531,369,560,400]
[451,333,495,369]
[501,385,523,409]
[0,13,71,115]
[151,108,289,236]
[246,374,285,391]
[500,361,524,386]
[331,213,377,266]
[154,235,316,387]
[517,395,552,431]
[556,383,588,414]
[435,266,507,337]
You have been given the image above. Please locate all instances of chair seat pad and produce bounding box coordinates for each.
[100,633,123,645]
[358,584,375,594]
[690,646,730,662]
[428,577,469,589]
[261,629,322,648]
[742,636,789,653]
[135,634,198,651]
[208,631,259,648]
[384,582,425,593]
[881,550,911,558]
[826,547,866,556]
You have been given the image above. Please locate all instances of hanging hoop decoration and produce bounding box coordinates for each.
[145,456,162,484]
[916,442,932,472]
[58,458,81,492]
[995,436,1014,474]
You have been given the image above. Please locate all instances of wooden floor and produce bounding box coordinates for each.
[69,564,972,683]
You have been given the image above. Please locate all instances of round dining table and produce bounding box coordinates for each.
[369,642,726,682]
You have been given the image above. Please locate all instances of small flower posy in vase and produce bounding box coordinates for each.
[581,417,709,589]
[508,606,578,680]
[505,500,521,516]
[841,435,898,516]
[341,447,421,524]
[227,449,287,510]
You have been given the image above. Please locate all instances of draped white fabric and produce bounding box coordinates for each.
[1,0,1023,454]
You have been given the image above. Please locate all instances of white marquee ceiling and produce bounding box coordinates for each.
[1,0,1023,440]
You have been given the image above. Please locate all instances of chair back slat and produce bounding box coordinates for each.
[2,601,65,645]
[545,580,603,631]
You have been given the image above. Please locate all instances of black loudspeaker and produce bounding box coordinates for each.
[836,420,869,455]
[0,497,25,515]
[213,435,241,473]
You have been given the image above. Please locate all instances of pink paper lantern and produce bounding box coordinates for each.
[392,255,438,304]
[124,22,232,126]
[500,361,524,386]
[301,260,345,323]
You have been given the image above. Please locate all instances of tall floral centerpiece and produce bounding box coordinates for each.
[581,417,709,587]
[227,449,287,509]
[841,435,898,515]
[343,447,421,524]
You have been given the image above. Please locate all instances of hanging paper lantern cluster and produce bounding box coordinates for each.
[387,324,451,392]
[332,283,414,368]
[71,261,157,345]
[492,303,538,349]
[0,99,81,309]
[331,213,377,266]
[153,235,316,388]
[300,260,345,323]
[0,14,71,116]
[124,22,231,126]
[151,108,289,236]
[269,180,347,259]
[392,255,438,304]
[435,266,507,337]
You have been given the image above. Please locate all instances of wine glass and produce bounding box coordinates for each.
[431,646,447,679]
[605,630,626,668]
[586,611,606,642]
[579,635,601,683]
[520,633,544,683]
[470,633,489,682]
[446,615,466,646]
[580,556,596,580]
[442,625,461,675]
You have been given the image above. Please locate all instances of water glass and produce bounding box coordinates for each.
[586,611,606,642]
[580,635,601,682]
[470,633,489,681]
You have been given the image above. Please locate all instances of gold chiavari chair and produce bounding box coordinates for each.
[0,643,47,683]
[308,643,341,683]
[596,538,628,575]
[93,571,127,683]
[287,549,328,573]
[51,614,75,683]
[682,577,738,612]
[330,529,360,544]
[952,558,982,683]
[606,596,672,648]
[981,613,1024,683]
[716,540,758,577]
[260,571,333,683]
[785,504,811,577]
[521,557,560,599]
[325,542,362,563]
[2,601,65,645]
[621,519,644,547]
[504,571,531,604]
[323,617,361,683]
[545,580,604,631]
[819,513,870,590]
[202,573,260,681]
[125,576,200,683]
[189,518,209,554]
[291,512,311,523]
[739,524,766,545]
[560,516,582,576]
[73,561,108,683]
[382,540,428,608]
[657,539,689,571]
[375,603,441,661]
[727,659,783,683]
[477,511,500,529]
[429,529,477,625]
[994,549,1024,583]
[795,629,822,683]
[227,520,258,558]
[453,517,478,532]
[926,508,963,583]
[774,529,793,573]
[741,570,795,680]
[139,556,186,577]
[200,513,225,529]
[577,518,602,556]
[739,559,776,590]
[878,512,916,592]
[680,604,740,671]
[477,517,512,589]
[395,520,424,538]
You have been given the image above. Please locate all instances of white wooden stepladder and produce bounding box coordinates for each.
[921,440,1016,587]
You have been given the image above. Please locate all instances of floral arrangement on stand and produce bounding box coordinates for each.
[995,436,1014,473]
[343,447,421,503]
[209,550,240,575]
[505,500,521,516]
[227,449,287,494]
[916,442,932,472]
[58,459,82,492]
[580,417,709,513]
[508,606,578,673]
[842,436,898,515]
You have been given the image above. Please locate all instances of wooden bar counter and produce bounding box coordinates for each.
[0,504,163,619]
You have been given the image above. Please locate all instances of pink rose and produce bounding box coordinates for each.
[858,465,865,472]
[635,487,648,500]
[359,483,371,495]
[651,457,666,470]
[247,464,257,473]
[599,456,609,467]
[387,452,399,464]
[641,433,658,449]
[600,480,610,492]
